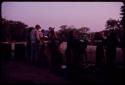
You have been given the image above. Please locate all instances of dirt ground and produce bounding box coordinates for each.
[0,46,124,84]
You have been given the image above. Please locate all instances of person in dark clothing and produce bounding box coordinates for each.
[94,32,105,69]
[65,30,75,80]
[48,27,62,70]
[65,30,82,80]
[73,39,82,70]
[26,27,33,63]
[79,33,88,66]
[66,30,76,70]
[37,29,47,67]
[105,30,118,69]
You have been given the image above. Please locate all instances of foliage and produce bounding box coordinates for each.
[58,25,90,41]
[1,18,28,42]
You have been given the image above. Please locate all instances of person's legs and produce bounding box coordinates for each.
[106,47,116,69]
[66,48,73,70]
[83,48,88,65]
[34,43,40,65]
[96,46,105,68]
[52,44,61,69]
[110,47,116,68]
[30,43,35,63]
[26,44,31,63]
[39,43,47,67]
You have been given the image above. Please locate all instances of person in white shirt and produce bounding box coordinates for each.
[30,24,41,64]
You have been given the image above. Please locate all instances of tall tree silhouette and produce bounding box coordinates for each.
[120,2,125,66]
[105,19,119,30]
[79,27,90,33]
[60,25,68,30]
[1,18,28,41]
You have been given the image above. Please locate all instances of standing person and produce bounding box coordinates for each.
[39,29,48,67]
[48,27,62,70]
[65,30,75,70]
[105,30,118,69]
[26,27,33,63]
[94,32,105,69]
[30,24,41,64]
[66,30,81,70]
[65,30,75,80]
[58,32,67,68]
[73,32,82,70]
[65,30,81,80]
[79,33,88,66]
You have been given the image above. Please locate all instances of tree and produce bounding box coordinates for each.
[120,4,125,22]
[1,18,28,41]
[105,18,124,48]
[60,25,68,30]
[105,19,119,30]
[1,18,11,41]
[79,27,90,33]
[120,2,125,65]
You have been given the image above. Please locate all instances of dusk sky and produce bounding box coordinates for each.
[2,2,123,32]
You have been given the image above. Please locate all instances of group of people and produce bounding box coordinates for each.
[94,31,118,69]
[26,25,62,68]
[26,24,120,72]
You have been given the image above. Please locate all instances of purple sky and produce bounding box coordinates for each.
[2,2,123,32]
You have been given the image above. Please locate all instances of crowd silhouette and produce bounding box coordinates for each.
[1,24,123,83]
[24,24,123,81]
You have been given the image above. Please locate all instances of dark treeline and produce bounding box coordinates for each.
[1,17,124,48]
[1,18,28,41]
[1,3,124,47]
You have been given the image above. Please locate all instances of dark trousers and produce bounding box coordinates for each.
[39,43,48,67]
[49,42,62,69]
[31,43,40,64]
[96,46,104,68]
[106,47,116,68]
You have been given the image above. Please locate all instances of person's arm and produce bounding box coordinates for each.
[54,32,58,39]
[35,31,40,42]
[39,32,45,44]
[41,32,44,38]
